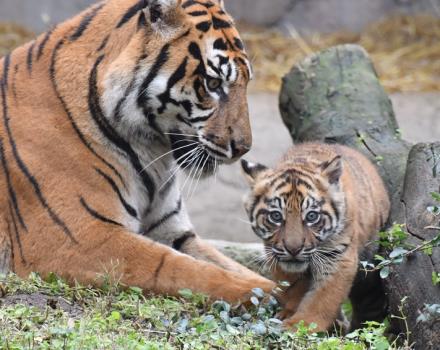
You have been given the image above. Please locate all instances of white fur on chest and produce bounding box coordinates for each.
[116,147,193,244]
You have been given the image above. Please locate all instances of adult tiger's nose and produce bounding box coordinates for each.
[230,138,251,159]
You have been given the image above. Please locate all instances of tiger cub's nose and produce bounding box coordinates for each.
[283,240,304,258]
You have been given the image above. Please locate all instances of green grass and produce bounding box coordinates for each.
[0,273,404,350]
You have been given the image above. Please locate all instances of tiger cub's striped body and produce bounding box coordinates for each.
[0,0,274,300]
[241,143,390,331]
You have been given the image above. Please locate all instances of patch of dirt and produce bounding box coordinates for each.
[0,293,83,318]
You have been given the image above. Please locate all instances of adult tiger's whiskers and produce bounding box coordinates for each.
[187,153,207,200]
[141,141,199,173]
[159,146,201,191]
[179,148,204,194]
[164,132,199,138]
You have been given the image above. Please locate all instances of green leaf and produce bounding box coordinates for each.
[374,338,390,350]
[211,300,230,313]
[380,266,390,279]
[250,321,267,335]
[250,296,259,306]
[389,247,408,258]
[109,311,121,321]
[129,286,143,295]
[432,272,440,286]
[279,281,291,287]
[219,310,230,324]
[431,192,440,202]
[178,288,193,299]
[252,287,265,299]
[225,324,239,335]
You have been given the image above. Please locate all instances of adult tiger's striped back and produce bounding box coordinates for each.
[0,0,274,301]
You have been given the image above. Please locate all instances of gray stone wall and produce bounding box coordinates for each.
[280,0,439,34]
[0,0,438,33]
[0,0,94,33]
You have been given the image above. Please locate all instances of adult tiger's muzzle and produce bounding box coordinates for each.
[201,85,252,162]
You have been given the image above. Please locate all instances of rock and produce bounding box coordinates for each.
[207,240,271,278]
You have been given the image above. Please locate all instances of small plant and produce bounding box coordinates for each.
[0,273,408,350]
[416,304,440,324]
[427,192,440,216]
[389,297,412,348]
[361,215,440,279]
[346,321,391,350]
[432,272,440,286]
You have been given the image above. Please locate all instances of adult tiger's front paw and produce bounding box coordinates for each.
[219,276,276,304]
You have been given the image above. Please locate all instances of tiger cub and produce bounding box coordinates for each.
[241,142,390,332]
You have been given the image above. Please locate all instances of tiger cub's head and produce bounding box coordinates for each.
[240,156,347,273]
[102,0,252,175]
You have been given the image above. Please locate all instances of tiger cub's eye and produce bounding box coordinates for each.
[305,211,321,224]
[207,77,222,91]
[268,210,283,225]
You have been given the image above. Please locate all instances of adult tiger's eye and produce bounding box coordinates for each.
[305,211,320,224]
[268,210,283,225]
[207,77,222,91]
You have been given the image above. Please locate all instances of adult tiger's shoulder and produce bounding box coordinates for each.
[0,0,274,300]
[241,142,390,331]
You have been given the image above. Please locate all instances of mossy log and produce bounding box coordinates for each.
[279,44,439,347]
[279,44,410,198]
[385,143,440,349]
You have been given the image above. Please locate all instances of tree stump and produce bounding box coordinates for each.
[279,44,439,347]
[279,44,410,198]
[386,143,440,349]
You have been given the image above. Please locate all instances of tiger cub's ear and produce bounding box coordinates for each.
[320,155,343,185]
[241,159,268,186]
[142,0,184,31]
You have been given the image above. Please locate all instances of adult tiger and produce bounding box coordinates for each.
[0,0,275,301]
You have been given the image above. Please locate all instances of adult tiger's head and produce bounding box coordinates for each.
[101,0,252,175]
[240,156,347,273]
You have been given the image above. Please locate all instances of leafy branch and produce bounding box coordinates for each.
[361,192,440,279]
[361,232,440,278]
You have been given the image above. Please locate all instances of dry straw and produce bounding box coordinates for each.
[0,22,34,57]
[240,15,440,93]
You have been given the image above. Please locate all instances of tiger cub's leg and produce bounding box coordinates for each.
[22,223,275,303]
[178,234,270,281]
[275,278,310,320]
[282,245,359,332]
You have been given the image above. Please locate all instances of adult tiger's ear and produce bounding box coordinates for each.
[241,159,268,186]
[142,0,184,31]
[320,155,343,185]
